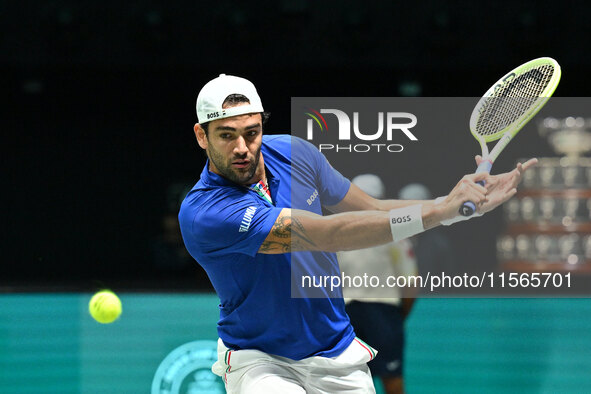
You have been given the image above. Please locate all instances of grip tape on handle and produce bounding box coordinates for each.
[459,160,493,217]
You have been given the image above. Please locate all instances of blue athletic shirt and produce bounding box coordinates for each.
[178,135,356,360]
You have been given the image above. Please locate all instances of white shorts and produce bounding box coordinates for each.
[212,337,377,393]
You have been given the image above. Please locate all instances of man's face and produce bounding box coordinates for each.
[196,112,263,186]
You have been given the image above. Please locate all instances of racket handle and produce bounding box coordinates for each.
[459,160,493,217]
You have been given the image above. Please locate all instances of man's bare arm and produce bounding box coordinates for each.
[258,205,444,254]
[259,208,390,254]
[258,170,505,254]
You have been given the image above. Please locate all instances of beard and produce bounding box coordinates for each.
[207,143,262,185]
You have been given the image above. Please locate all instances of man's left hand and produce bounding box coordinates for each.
[477,156,538,214]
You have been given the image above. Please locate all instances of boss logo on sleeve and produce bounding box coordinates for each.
[307,189,319,205]
[239,206,257,232]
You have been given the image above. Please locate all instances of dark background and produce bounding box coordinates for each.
[3,1,590,290]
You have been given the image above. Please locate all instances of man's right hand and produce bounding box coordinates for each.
[433,172,490,223]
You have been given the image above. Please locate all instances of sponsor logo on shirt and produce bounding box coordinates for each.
[307,189,319,205]
[239,206,257,232]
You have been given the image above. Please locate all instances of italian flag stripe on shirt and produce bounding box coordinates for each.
[251,180,272,204]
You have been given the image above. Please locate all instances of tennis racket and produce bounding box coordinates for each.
[460,57,562,216]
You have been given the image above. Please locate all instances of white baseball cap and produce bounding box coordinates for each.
[196,74,264,124]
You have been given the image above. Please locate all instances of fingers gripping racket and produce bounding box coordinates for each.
[460,57,562,216]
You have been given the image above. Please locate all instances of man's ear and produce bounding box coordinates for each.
[194,123,208,150]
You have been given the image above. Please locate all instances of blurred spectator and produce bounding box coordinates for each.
[152,211,193,272]
[338,174,418,394]
[399,183,457,276]
[151,182,212,289]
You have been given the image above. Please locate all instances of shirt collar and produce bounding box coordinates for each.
[199,159,235,187]
[199,157,277,188]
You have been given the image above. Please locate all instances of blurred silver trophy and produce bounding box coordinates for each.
[498,117,591,274]
[539,117,591,158]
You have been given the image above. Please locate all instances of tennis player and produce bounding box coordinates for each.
[178,74,536,393]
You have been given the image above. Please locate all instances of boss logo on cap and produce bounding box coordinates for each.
[207,112,220,120]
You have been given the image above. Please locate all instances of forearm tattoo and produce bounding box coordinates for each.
[260,215,316,253]
[259,240,291,253]
[271,215,291,239]
[291,216,316,250]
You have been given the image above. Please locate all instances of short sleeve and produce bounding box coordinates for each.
[292,137,350,206]
[180,192,282,260]
[314,148,350,205]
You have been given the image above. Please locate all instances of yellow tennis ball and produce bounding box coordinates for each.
[89,290,122,324]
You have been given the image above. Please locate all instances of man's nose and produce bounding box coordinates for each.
[233,136,248,155]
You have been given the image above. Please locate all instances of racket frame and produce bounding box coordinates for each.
[459,57,562,216]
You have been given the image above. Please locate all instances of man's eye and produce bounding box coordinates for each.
[220,134,231,139]
[247,130,258,137]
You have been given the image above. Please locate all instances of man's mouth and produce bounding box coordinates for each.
[232,160,250,169]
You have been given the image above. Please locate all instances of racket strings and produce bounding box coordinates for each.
[475,64,556,138]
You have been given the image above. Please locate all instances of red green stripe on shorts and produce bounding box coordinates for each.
[354,337,376,360]
[225,350,232,372]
